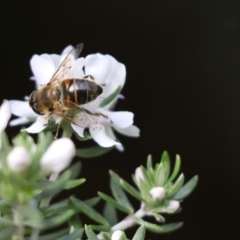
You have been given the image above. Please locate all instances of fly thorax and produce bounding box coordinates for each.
[37,87,60,112]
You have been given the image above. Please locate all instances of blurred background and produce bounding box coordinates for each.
[1,0,240,239]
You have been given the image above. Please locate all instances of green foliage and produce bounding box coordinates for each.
[0,129,198,239]
[76,145,113,158]
[100,85,122,107]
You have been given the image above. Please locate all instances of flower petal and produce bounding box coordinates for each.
[48,54,61,68]
[114,125,140,137]
[102,55,126,103]
[10,100,36,118]
[105,125,124,151]
[61,45,73,55]
[24,115,49,133]
[68,57,85,78]
[9,117,30,127]
[71,123,84,137]
[30,54,56,87]
[100,110,133,128]
[85,54,112,84]
[0,100,11,131]
[89,123,121,147]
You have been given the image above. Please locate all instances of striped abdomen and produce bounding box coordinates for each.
[60,78,103,109]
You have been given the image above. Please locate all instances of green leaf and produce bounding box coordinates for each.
[155,163,165,187]
[58,229,84,240]
[0,131,11,153]
[161,151,171,183]
[88,225,110,232]
[166,173,185,199]
[118,232,128,240]
[37,228,69,240]
[0,200,11,214]
[103,202,118,226]
[68,214,83,229]
[110,176,134,213]
[12,130,35,152]
[146,155,153,171]
[98,192,132,214]
[85,225,99,240]
[100,85,122,107]
[138,178,152,202]
[140,166,153,186]
[0,226,16,239]
[120,179,143,201]
[101,232,111,240]
[76,145,113,158]
[0,217,14,226]
[64,178,86,189]
[135,218,163,233]
[159,222,184,233]
[36,132,54,155]
[75,131,92,141]
[173,175,199,200]
[35,170,71,199]
[167,155,181,184]
[109,170,121,183]
[69,161,82,180]
[71,196,109,226]
[84,197,101,207]
[132,225,146,240]
[41,199,69,214]
[26,210,75,230]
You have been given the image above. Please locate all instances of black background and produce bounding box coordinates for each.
[1,0,240,239]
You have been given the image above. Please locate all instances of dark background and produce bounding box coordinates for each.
[1,0,240,239]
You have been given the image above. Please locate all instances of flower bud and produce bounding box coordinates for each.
[167,200,180,211]
[7,146,30,173]
[111,230,124,240]
[150,187,165,201]
[134,167,144,183]
[40,138,76,173]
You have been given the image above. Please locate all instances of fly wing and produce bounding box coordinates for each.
[48,43,84,85]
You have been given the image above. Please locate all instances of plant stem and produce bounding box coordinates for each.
[62,127,73,138]
[97,208,146,239]
[12,205,24,240]
[39,172,59,208]
[29,229,40,240]
[111,208,146,232]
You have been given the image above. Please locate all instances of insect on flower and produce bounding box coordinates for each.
[29,43,108,138]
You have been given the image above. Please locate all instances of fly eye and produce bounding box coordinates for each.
[32,103,43,115]
[29,90,37,104]
[29,91,43,115]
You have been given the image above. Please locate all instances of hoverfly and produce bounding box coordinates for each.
[29,43,105,137]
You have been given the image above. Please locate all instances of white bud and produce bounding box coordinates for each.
[111,230,124,240]
[40,138,76,173]
[150,187,165,201]
[167,200,180,211]
[7,146,30,173]
[134,167,144,183]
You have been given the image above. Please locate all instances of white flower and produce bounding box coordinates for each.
[150,187,165,201]
[40,138,75,173]
[9,45,140,149]
[7,146,30,173]
[111,230,124,240]
[0,100,11,148]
